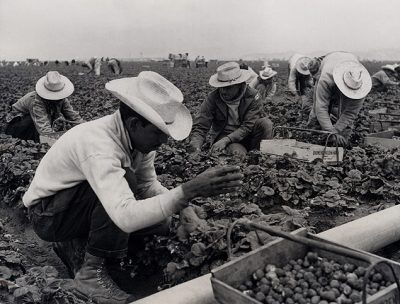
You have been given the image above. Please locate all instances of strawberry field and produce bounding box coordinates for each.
[0,60,400,303]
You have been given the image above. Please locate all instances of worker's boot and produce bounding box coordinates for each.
[73,252,135,304]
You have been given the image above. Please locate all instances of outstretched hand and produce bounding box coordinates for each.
[182,166,243,200]
[211,137,231,154]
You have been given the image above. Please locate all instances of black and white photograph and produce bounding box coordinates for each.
[1,0,400,303]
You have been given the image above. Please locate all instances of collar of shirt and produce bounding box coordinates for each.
[115,110,138,159]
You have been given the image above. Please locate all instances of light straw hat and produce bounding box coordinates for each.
[333,61,372,99]
[209,62,251,87]
[35,71,74,100]
[295,57,312,75]
[105,71,192,141]
[382,64,396,72]
[259,67,277,80]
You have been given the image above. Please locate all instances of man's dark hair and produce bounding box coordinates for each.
[119,102,150,126]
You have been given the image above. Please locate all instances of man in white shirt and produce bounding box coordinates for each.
[24,71,243,304]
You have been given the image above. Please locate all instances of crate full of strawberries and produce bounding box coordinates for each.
[211,228,400,304]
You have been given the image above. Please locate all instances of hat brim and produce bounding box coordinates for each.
[382,65,395,72]
[259,70,277,80]
[105,78,192,141]
[209,69,251,88]
[333,61,372,100]
[36,75,74,100]
[295,57,311,75]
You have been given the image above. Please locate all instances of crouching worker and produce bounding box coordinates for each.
[5,71,84,142]
[189,62,273,157]
[23,71,243,304]
[307,52,372,146]
[249,66,278,102]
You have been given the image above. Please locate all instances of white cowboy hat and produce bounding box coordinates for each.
[295,57,312,75]
[382,64,396,72]
[105,71,192,141]
[333,61,372,100]
[36,71,74,100]
[209,62,251,88]
[259,67,277,80]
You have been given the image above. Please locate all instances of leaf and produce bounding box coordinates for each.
[0,266,12,279]
[191,242,206,257]
[240,203,262,215]
[281,205,302,217]
[259,186,275,196]
[347,169,362,181]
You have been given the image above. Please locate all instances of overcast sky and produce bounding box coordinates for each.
[0,0,399,60]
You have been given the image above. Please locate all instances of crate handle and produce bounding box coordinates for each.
[362,260,400,304]
[272,126,341,165]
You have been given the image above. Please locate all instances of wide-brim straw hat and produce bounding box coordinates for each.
[36,71,74,100]
[105,71,192,141]
[259,67,277,80]
[295,57,312,75]
[209,62,251,87]
[333,61,372,99]
[382,64,396,72]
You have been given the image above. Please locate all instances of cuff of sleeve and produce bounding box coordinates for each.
[159,186,187,217]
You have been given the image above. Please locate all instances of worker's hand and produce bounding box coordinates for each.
[182,166,243,200]
[211,137,231,154]
[329,132,347,147]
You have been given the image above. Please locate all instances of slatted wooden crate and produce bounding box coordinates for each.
[211,229,400,304]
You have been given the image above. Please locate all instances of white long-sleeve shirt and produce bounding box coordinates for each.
[23,111,186,233]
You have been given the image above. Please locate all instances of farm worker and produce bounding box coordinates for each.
[84,57,102,75]
[5,71,84,142]
[288,54,314,118]
[23,71,243,304]
[371,64,399,91]
[307,51,372,146]
[189,62,273,157]
[249,66,278,102]
[107,58,122,75]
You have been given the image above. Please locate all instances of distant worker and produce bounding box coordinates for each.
[107,58,123,75]
[5,71,84,141]
[371,64,399,92]
[307,52,372,146]
[84,57,102,76]
[249,67,278,102]
[288,54,314,119]
[238,59,248,70]
[189,62,273,157]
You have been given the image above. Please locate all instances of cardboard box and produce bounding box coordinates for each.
[260,139,343,164]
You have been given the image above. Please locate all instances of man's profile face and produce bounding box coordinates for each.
[126,119,168,153]
[219,83,243,101]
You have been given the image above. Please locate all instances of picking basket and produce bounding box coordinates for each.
[211,220,400,304]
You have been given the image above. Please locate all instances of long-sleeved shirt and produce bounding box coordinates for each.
[372,70,399,89]
[9,91,84,134]
[23,111,186,233]
[308,52,366,133]
[288,54,313,96]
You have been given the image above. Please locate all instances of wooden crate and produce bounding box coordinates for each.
[260,139,344,164]
[211,229,400,304]
[365,130,400,149]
